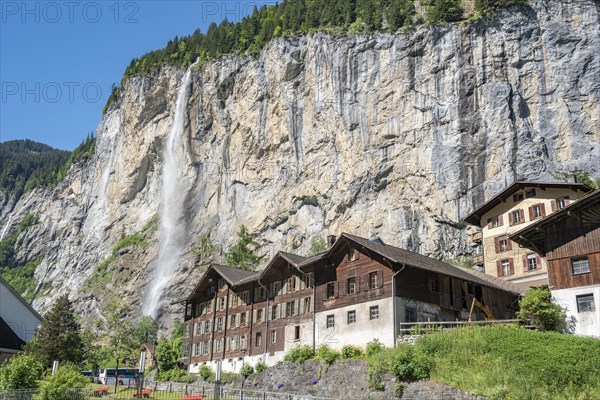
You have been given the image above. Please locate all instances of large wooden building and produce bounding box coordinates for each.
[463,182,592,289]
[512,190,600,338]
[182,234,520,373]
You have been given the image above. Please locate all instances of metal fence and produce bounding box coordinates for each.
[397,318,533,337]
[0,386,332,400]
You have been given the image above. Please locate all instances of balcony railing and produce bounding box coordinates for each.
[474,255,484,265]
[471,231,483,242]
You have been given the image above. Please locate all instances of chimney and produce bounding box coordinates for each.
[327,235,336,248]
[568,174,577,183]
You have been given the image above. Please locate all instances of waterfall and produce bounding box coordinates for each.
[142,61,198,318]
[0,213,13,241]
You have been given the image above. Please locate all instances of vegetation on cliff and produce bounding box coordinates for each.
[104,0,529,113]
[0,135,96,200]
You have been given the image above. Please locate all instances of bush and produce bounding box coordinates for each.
[426,0,463,24]
[365,339,384,358]
[516,287,569,332]
[199,365,213,381]
[157,368,195,383]
[475,0,529,14]
[283,345,315,363]
[315,345,340,365]
[340,345,363,359]
[35,364,89,400]
[391,345,431,382]
[239,364,254,378]
[254,361,267,373]
[0,353,44,390]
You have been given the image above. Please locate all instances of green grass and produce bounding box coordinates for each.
[413,326,600,399]
[0,258,42,301]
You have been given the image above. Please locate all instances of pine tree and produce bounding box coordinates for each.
[225,225,261,270]
[25,295,84,367]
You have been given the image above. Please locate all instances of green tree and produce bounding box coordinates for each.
[0,353,44,390]
[426,0,463,24]
[225,225,261,270]
[102,300,137,367]
[26,295,84,368]
[516,287,570,332]
[475,0,529,15]
[155,322,183,375]
[309,236,327,255]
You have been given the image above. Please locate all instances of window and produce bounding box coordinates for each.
[556,198,567,210]
[293,326,300,341]
[347,310,356,324]
[346,277,358,295]
[512,210,523,224]
[218,297,226,311]
[271,329,277,344]
[273,281,281,296]
[526,253,538,271]
[255,332,262,347]
[240,312,247,326]
[217,317,224,332]
[195,323,202,336]
[326,315,335,329]
[288,276,297,292]
[271,304,278,320]
[576,294,595,312]
[367,271,382,289]
[303,297,311,314]
[487,215,503,228]
[370,306,379,320]
[501,259,511,277]
[240,334,247,350]
[325,282,337,300]
[572,258,591,275]
[532,204,543,219]
[347,248,359,261]
[513,192,524,202]
[182,344,190,358]
[405,307,417,323]
[429,278,439,293]
[184,324,190,337]
[286,301,296,316]
[525,189,536,198]
[305,272,314,288]
[256,309,263,323]
[194,343,200,357]
[499,235,510,252]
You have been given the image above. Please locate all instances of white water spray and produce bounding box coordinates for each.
[142,61,198,318]
[0,213,13,241]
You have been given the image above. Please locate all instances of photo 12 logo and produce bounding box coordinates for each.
[1,81,103,104]
[199,1,277,23]
[1,1,139,24]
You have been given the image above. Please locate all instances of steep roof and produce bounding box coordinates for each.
[0,276,44,322]
[0,316,25,351]
[337,233,522,295]
[212,264,258,286]
[511,189,600,254]
[462,181,592,227]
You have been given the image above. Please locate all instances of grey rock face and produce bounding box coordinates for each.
[0,0,598,329]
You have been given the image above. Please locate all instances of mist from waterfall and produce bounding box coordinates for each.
[142,61,198,318]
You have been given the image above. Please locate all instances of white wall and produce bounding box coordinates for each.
[0,280,42,342]
[552,285,600,338]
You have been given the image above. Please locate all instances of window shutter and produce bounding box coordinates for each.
[322,285,328,301]
[277,304,282,319]
[253,309,257,324]
[519,209,525,223]
[508,211,514,226]
[268,305,273,321]
[364,274,370,290]
[496,260,502,277]
[551,200,557,212]
[507,239,513,251]
[344,280,349,296]
[299,298,305,314]
[536,255,542,269]
[356,276,361,292]
[236,314,241,327]
[377,270,383,288]
[227,315,231,328]
[522,254,528,272]
[294,299,299,316]
[509,258,515,275]
[494,237,500,254]
[528,206,534,220]
[498,214,504,226]
[334,282,339,298]
[281,303,287,318]
[487,218,492,229]
[540,203,546,217]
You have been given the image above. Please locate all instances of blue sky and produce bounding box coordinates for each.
[0,1,273,150]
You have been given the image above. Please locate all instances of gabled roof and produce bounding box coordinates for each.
[185,264,258,301]
[257,251,309,281]
[463,181,592,227]
[0,276,44,321]
[335,233,522,295]
[0,316,25,351]
[511,189,600,254]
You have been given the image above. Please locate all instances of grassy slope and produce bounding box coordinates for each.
[416,326,600,399]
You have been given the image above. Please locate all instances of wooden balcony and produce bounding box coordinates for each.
[471,231,483,242]
[474,255,484,265]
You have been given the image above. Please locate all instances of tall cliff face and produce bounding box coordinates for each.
[1,0,598,328]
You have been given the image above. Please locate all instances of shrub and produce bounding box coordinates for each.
[156,368,195,383]
[516,287,569,332]
[391,345,431,382]
[426,0,463,24]
[315,345,340,365]
[35,364,89,400]
[239,364,254,378]
[0,353,44,390]
[199,365,213,381]
[365,339,384,358]
[475,0,529,14]
[340,345,363,359]
[283,345,315,363]
[394,382,406,397]
[254,361,267,373]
